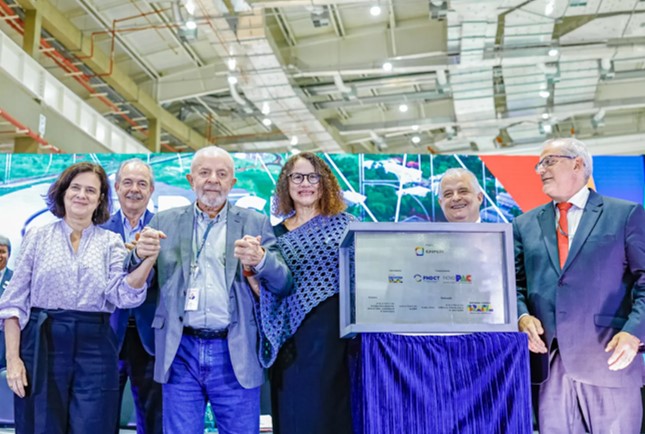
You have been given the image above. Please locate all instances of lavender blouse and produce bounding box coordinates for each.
[0,220,147,330]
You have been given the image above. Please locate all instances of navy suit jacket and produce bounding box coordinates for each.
[145,203,292,387]
[102,210,156,355]
[0,268,12,366]
[514,189,645,387]
[0,268,12,296]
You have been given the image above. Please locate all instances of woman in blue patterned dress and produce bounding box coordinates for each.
[259,152,354,434]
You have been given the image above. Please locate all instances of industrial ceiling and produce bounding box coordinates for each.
[1,0,645,154]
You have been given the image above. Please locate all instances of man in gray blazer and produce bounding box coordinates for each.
[134,146,292,434]
[514,138,645,433]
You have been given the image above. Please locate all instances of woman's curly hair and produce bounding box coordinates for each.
[272,152,346,218]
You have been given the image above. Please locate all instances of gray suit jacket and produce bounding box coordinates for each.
[514,189,645,387]
[147,203,292,387]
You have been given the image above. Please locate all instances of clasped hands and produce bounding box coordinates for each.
[134,227,167,261]
[234,235,265,269]
[519,314,641,371]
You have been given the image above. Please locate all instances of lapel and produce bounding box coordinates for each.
[178,206,195,286]
[562,190,603,272]
[111,212,126,241]
[538,203,561,273]
[143,209,154,226]
[225,205,243,290]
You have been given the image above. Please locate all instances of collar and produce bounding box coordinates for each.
[554,186,590,210]
[61,219,95,236]
[193,201,228,224]
[120,210,146,230]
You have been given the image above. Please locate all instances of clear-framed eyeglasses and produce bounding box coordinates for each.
[288,172,321,185]
[534,155,576,173]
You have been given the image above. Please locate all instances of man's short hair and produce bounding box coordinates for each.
[438,168,482,197]
[542,138,593,180]
[0,235,10,256]
[190,146,235,174]
[115,158,155,186]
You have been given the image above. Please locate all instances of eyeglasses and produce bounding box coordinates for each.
[288,172,321,185]
[534,155,576,173]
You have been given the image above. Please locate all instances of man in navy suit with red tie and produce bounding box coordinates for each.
[103,159,161,434]
[514,138,645,433]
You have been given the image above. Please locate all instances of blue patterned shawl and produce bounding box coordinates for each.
[257,212,353,368]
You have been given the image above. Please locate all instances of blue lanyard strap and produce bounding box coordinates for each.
[194,219,216,265]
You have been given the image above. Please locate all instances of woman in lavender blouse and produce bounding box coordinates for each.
[0,162,162,434]
[258,153,354,434]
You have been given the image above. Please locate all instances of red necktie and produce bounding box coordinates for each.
[556,202,573,268]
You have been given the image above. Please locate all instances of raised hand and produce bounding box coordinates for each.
[234,235,264,268]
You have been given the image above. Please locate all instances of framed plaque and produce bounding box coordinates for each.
[339,222,517,337]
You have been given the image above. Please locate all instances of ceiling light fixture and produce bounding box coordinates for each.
[290,136,299,146]
[185,0,196,15]
[370,5,382,16]
[411,136,421,144]
[261,102,270,115]
[185,19,197,30]
[227,75,238,85]
[539,90,550,98]
[542,113,550,120]
[262,118,272,127]
[548,48,559,57]
[412,125,419,131]
[382,62,393,72]
[227,58,236,71]
[398,103,408,113]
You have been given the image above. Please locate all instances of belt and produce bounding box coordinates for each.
[29,308,110,395]
[183,327,228,339]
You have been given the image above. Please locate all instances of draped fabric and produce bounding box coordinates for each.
[257,212,352,367]
[350,333,532,434]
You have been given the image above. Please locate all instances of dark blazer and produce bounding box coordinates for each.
[0,268,12,367]
[102,210,156,355]
[147,203,292,387]
[514,189,645,387]
[0,268,12,296]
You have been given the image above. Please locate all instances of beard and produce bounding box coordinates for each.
[197,191,226,210]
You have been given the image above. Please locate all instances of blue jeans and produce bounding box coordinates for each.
[163,335,260,434]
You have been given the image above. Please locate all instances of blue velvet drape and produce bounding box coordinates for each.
[350,333,532,434]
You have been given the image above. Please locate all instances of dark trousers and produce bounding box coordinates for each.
[15,309,119,434]
[115,326,162,434]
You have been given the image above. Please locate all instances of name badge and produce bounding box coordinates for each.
[185,287,200,311]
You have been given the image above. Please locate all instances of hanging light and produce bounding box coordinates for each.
[370,5,382,16]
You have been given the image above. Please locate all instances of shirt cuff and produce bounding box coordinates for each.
[253,249,267,273]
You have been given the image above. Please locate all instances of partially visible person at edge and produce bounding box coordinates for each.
[129,146,292,434]
[101,158,162,434]
[256,152,354,434]
[0,162,163,434]
[438,168,484,223]
[0,234,12,369]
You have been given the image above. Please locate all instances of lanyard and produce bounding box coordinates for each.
[195,219,216,263]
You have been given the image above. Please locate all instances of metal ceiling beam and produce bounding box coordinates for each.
[13,0,209,151]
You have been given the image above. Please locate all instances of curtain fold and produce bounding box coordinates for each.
[350,332,532,434]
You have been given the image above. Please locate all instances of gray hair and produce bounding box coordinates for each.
[0,235,11,256]
[190,146,235,174]
[542,138,593,180]
[115,158,155,186]
[438,168,482,197]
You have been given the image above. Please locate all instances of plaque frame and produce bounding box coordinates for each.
[339,222,517,338]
